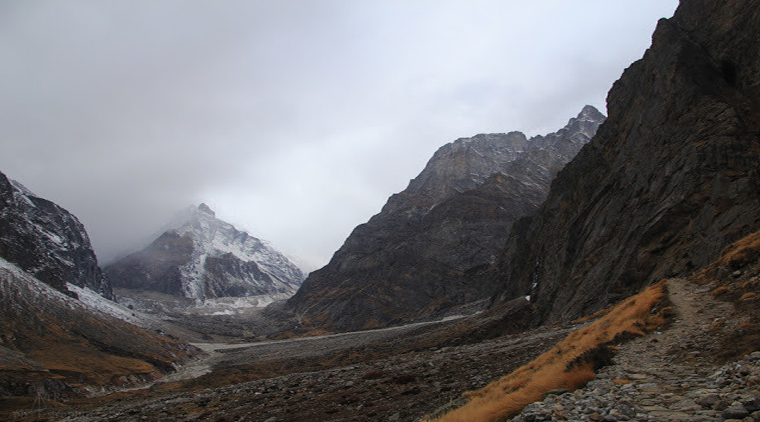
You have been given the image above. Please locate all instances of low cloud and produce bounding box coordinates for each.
[0,1,678,270]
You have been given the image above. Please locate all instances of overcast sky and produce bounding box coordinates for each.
[0,1,678,271]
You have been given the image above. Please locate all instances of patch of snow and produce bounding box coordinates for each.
[10,179,39,208]
[67,283,141,324]
[10,179,37,197]
[43,230,64,245]
[0,257,14,270]
[0,257,163,331]
[1,257,71,305]
[192,293,292,315]
[161,205,304,301]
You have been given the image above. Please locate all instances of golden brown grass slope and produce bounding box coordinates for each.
[0,260,197,406]
[426,281,669,422]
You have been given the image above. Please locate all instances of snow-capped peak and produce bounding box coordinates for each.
[197,203,215,217]
[106,203,305,302]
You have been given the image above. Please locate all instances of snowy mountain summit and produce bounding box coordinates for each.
[105,204,305,301]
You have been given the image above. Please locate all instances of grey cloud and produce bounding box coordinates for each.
[0,1,678,270]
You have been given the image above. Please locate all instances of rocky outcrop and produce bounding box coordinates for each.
[0,170,112,299]
[105,204,304,301]
[493,0,760,323]
[287,107,605,332]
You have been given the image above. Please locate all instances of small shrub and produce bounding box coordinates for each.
[566,344,615,372]
[711,286,729,296]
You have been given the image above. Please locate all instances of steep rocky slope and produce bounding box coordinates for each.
[493,0,760,323]
[0,257,196,403]
[288,106,604,332]
[0,171,112,299]
[106,204,304,301]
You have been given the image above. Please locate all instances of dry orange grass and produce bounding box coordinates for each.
[426,282,668,422]
[692,229,760,286]
[718,229,760,269]
[711,286,730,296]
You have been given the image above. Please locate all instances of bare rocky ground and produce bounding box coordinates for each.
[7,271,759,422]
[7,310,573,422]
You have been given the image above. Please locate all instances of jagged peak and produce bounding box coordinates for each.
[9,179,37,198]
[575,105,606,123]
[450,131,528,148]
[197,203,215,218]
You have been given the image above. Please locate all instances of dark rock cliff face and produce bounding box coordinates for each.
[105,204,304,301]
[0,171,112,299]
[288,106,605,332]
[104,231,193,295]
[494,0,760,323]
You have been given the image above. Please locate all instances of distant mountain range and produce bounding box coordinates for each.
[287,106,605,331]
[105,203,305,301]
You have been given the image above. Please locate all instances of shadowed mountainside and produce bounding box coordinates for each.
[288,107,604,332]
[0,171,112,299]
[492,0,760,324]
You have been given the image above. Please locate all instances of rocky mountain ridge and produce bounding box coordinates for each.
[106,204,304,301]
[492,0,760,324]
[0,170,112,299]
[288,106,605,332]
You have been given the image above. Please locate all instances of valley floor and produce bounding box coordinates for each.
[7,316,572,421]
[7,278,759,422]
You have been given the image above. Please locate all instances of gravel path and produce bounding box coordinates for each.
[511,278,760,422]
